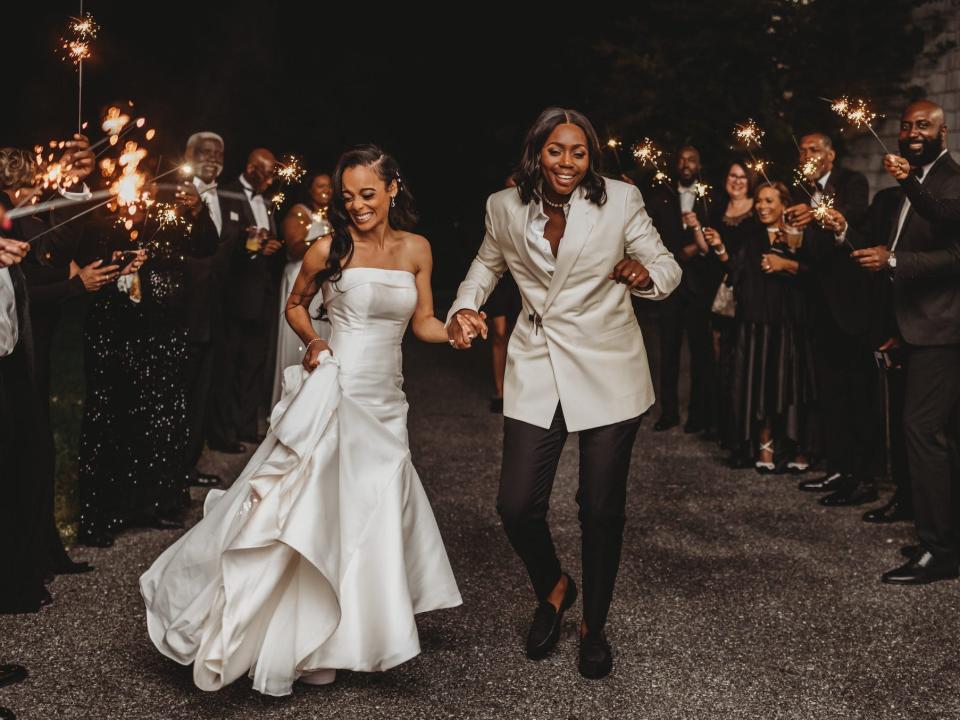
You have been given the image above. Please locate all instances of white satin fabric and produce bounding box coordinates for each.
[141,268,462,697]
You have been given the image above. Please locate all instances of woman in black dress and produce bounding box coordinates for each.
[78,178,217,546]
[703,181,815,473]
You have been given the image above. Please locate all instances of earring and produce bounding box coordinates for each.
[391,197,396,208]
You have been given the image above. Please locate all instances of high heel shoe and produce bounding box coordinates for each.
[755,440,776,474]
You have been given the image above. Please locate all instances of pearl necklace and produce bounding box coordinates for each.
[541,193,571,210]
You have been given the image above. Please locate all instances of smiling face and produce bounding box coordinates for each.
[539,123,589,199]
[340,164,397,232]
[755,185,785,226]
[899,101,947,167]
[310,174,333,208]
[677,147,701,185]
[725,162,749,200]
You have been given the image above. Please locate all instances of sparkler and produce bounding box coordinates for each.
[693,180,712,218]
[59,9,98,133]
[605,138,624,174]
[275,156,305,184]
[732,120,773,185]
[631,138,674,192]
[270,191,286,210]
[823,95,892,155]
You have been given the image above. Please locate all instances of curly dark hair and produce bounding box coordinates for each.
[0,148,37,191]
[511,107,607,207]
[316,144,418,286]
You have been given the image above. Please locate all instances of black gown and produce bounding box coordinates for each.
[78,209,217,536]
[728,225,816,453]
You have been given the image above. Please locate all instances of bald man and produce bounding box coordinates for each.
[220,148,285,444]
[845,100,960,584]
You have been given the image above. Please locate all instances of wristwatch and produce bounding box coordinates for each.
[887,252,897,270]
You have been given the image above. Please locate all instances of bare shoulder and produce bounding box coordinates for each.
[396,232,432,269]
[303,233,333,268]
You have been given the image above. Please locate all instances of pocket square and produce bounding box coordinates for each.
[229,211,239,221]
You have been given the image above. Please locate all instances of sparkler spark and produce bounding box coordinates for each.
[69,12,99,40]
[102,107,132,136]
[693,181,712,199]
[61,39,90,65]
[824,95,891,154]
[607,138,622,149]
[812,194,836,223]
[734,119,765,148]
[275,156,305,183]
[799,157,820,180]
[631,139,674,190]
[271,192,286,209]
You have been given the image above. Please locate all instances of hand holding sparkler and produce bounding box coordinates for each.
[883,154,911,181]
[61,133,95,187]
[0,238,29,269]
[784,203,814,229]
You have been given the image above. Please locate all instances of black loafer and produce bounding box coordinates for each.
[882,551,959,585]
[798,472,845,493]
[862,497,913,524]
[578,630,613,679]
[819,479,878,507]
[526,574,577,660]
[0,664,27,688]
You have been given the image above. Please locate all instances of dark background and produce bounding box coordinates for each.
[6,0,936,288]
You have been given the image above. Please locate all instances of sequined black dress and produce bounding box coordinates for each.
[78,213,216,536]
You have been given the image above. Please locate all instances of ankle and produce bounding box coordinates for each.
[546,574,568,611]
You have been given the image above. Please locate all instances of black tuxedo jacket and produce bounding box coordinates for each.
[221,179,284,323]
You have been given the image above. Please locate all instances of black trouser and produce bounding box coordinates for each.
[221,315,269,440]
[497,405,641,632]
[184,340,215,471]
[885,364,910,502]
[903,344,960,561]
[658,292,713,426]
[814,319,883,479]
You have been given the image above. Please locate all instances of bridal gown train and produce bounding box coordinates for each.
[140,267,462,697]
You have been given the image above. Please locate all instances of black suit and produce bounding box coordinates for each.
[219,179,284,439]
[885,153,960,560]
[800,167,883,481]
[645,184,715,427]
[182,190,242,466]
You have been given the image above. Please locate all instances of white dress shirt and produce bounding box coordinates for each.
[525,200,564,277]
[0,268,18,357]
[239,175,271,231]
[677,183,696,213]
[194,177,222,235]
[891,149,949,251]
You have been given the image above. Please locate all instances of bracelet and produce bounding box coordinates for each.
[306,337,325,351]
[713,245,727,255]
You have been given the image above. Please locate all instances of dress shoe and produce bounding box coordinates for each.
[862,497,913,524]
[881,551,959,585]
[578,630,613,679]
[209,441,246,454]
[798,472,844,493]
[77,527,114,548]
[819,479,878,507]
[653,416,679,432]
[0,664,27,688]
[191,472,222,488]
[526,574,577,660]
[683,420,705,434]
[900,544,922,561]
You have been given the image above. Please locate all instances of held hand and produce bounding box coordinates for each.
[446,309,487,349]
[0,237,29,268]
[883,154,910,181]
[61,133,95,186]
[302,338,331,371]
[77,259,120,292]
[261,239,284,256]
[117,248,147,275]
[702,227,723,248]
[760,252,790,274]
[785,203,813,229]
[851,245,890,272]
[681,211,700,230]
[878,337,901,352]
[819,208,847,234]
[609,258,651,290]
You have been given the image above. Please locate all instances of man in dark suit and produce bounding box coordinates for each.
[219,149,284,444]
[850,100,960,584]
[181,132,245,471]
[646,146,715,433]
[786,133,882,504]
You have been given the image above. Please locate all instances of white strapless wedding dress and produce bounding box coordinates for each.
[140,267,462,697]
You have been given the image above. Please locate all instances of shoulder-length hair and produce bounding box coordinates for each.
[756,180,792,207]
[511,107,607,207]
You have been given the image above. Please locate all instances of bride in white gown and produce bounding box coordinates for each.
[140,145,464,697]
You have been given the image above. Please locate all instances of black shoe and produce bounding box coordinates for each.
[798,472,845,493]
[900,544,922,561]
[819,479,878,507]
[862,497,914,524]
[526,575,577,660]
[77,527,114,548]
[653,416,679,432]
[578,630,613,679]
[0,664,27,688]
[208,441,246,454]
[191,472,222,488]
[683,420,705,434]
[881,551,959,585]
[489,396,503,414]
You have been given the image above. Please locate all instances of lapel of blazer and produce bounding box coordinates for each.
[542,187,598,314]
[506,195,551,289]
